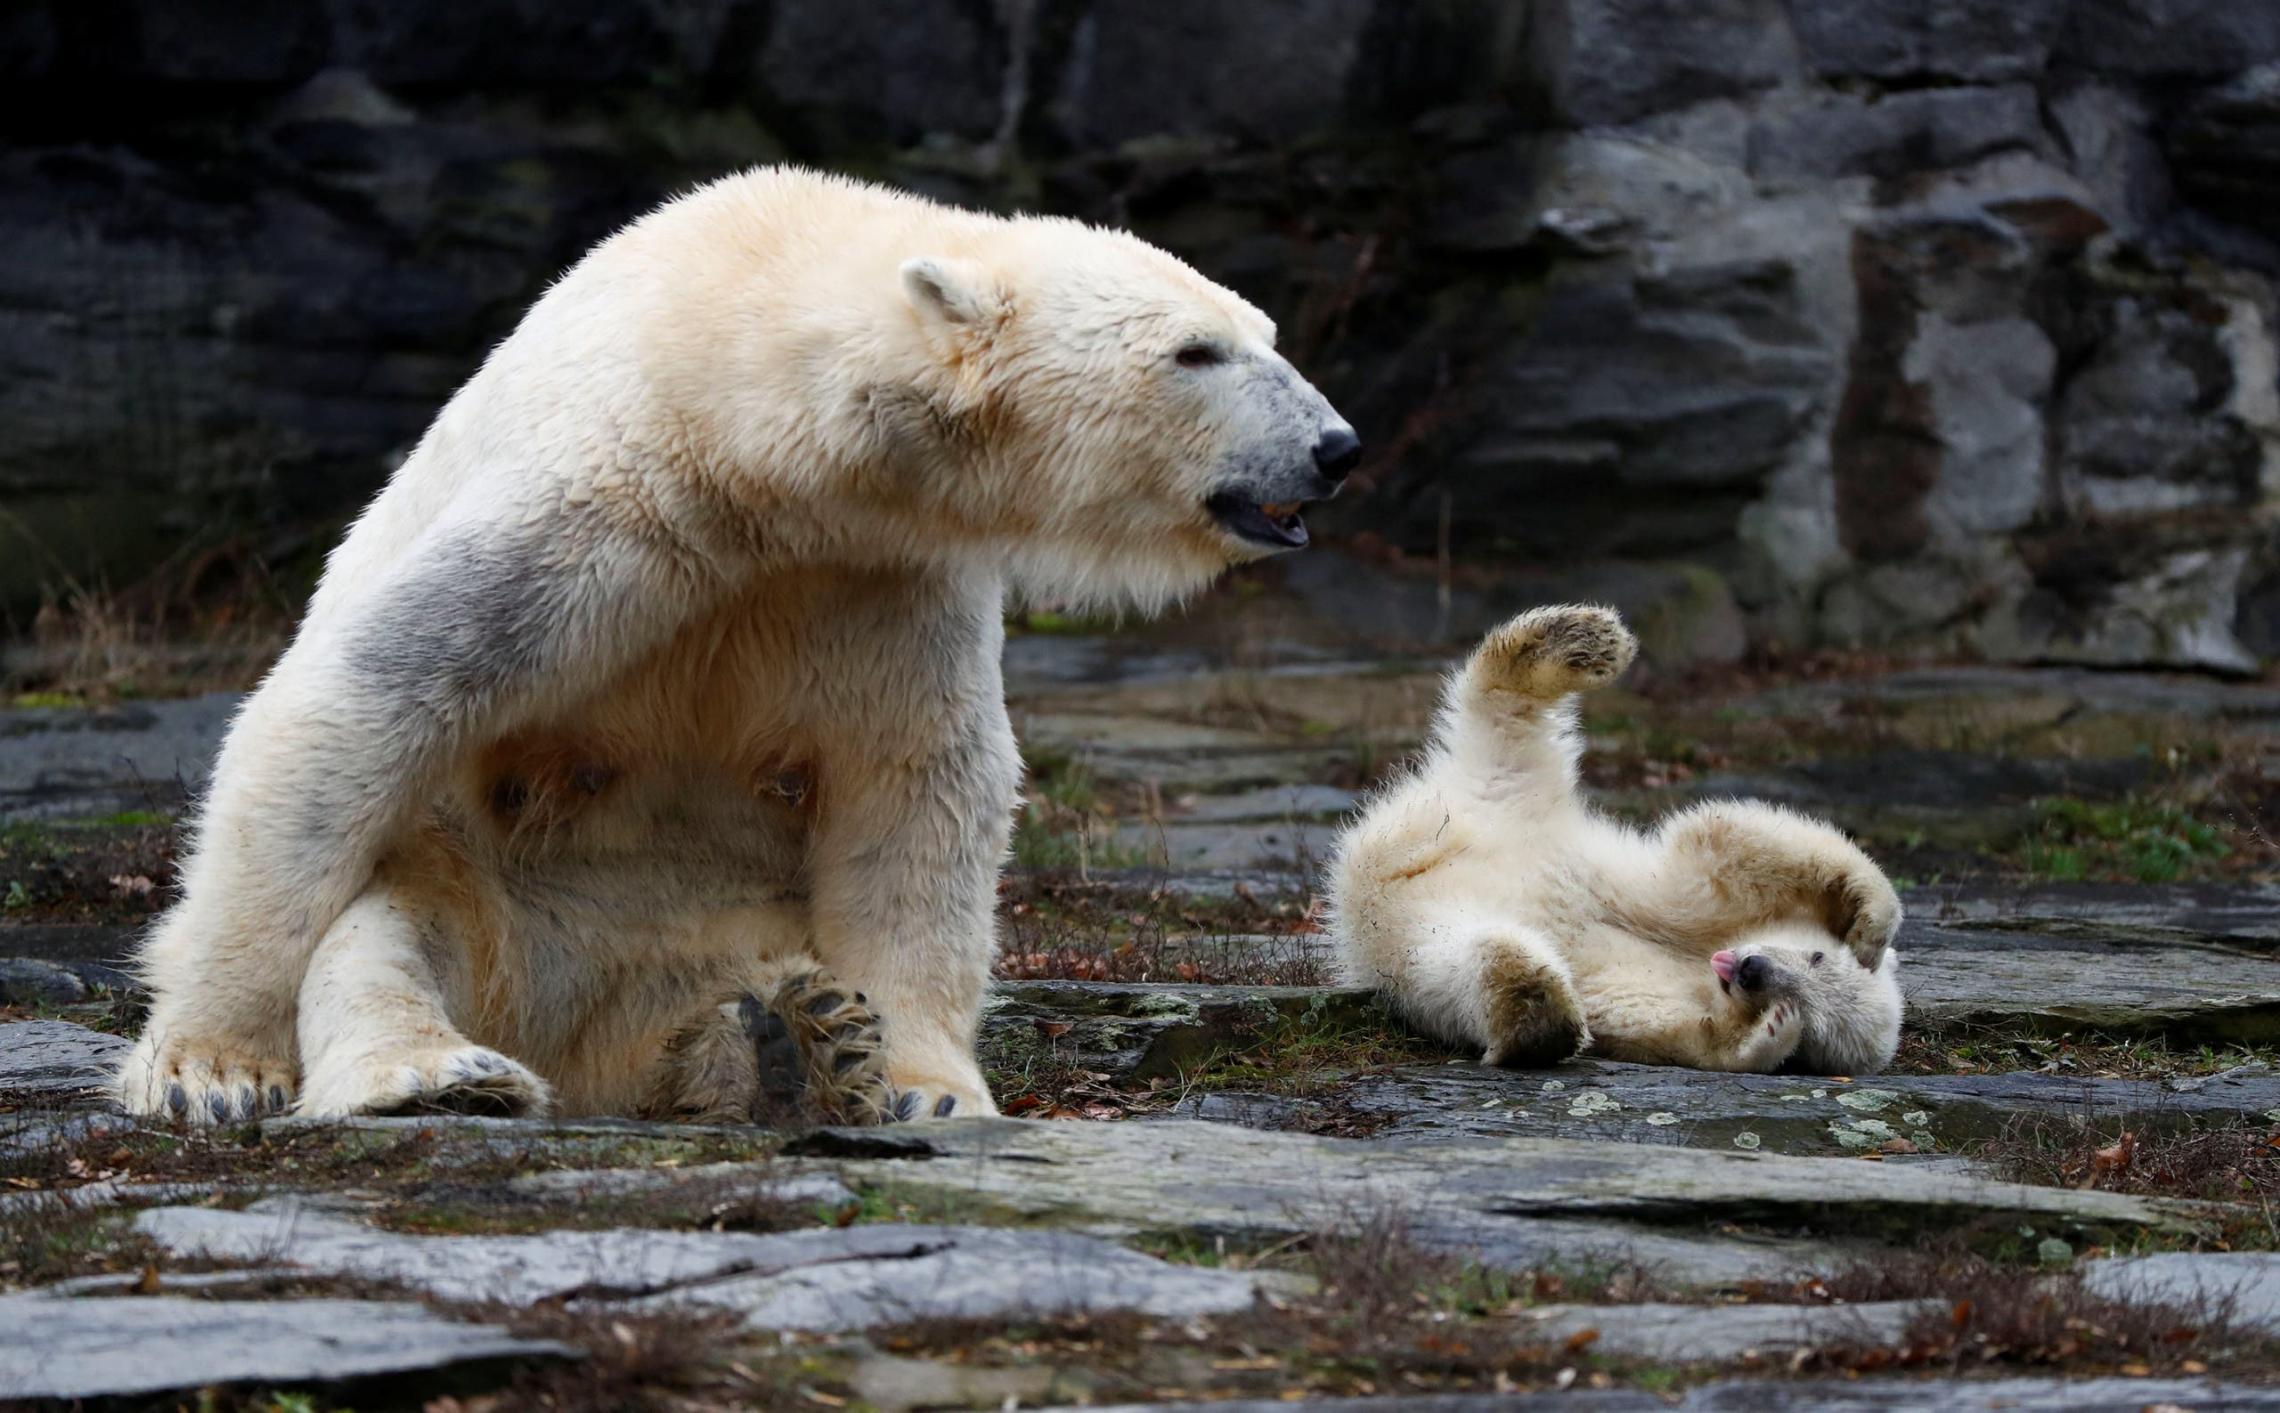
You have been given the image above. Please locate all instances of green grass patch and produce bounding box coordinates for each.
[1011,750,1149,873]
[2015,797,2231,883]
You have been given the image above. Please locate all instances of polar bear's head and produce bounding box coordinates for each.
[897,225,1357,607]
[1718,927,1903,1074]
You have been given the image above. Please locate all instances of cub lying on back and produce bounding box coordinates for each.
[1328,606,1902,1075]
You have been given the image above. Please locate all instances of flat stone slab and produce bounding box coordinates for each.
[1517,1299,1932,1362]
[0,956,86,1004]
[0,692,238,822]
[1918,880,2280,952]
[0,1293,572,1401]
[138,1200,946,1305]
[1900,921,2280,1046]
[2080,1251,2280,1335]
[0,1018,129,1100]
[792,1117,2207,1287]
[137,1201,1263,1331]
[0,1110,135,1157]
[503,1163,855,1210]
[1181,1060,2280,1159]
[639,1225,1263,1332]
[1059,1376,2280,1411]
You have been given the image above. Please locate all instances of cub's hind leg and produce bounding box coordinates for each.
[647,954,897,1127]
[1338,898,1590,1069]
[1440,604,1638,800]
[296,888,550,1119]
[1478,931,1593,1068]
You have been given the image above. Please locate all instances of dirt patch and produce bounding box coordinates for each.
[1813,1245,2278,1379]
[995,873,1327,987]
[0,817,177,927]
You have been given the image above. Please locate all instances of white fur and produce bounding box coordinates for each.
[1328,606,1904,1076]
[117,167,1351,1123]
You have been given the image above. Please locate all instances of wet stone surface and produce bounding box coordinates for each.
[1175,1060,2280,1161]
[138,1200,1266,1331]
[0,1019,130,1100]
[5,654,2280,1405]
[0,1293,576,1401]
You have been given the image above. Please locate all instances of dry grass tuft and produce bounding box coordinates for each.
[438,1303,759,1412]
[7,545,295,702]
[1810,1246,2269,1377]
[995,874,1327,987]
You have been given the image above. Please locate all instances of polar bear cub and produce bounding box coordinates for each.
[1328,606,1902,1074]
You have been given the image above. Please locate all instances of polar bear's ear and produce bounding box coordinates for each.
[901,257,1002,330]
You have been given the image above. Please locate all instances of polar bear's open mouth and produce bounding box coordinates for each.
[1207,492,1311,548]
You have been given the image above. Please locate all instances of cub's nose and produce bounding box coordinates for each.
[1313,425,1361,480]
[1736,954,1775,992]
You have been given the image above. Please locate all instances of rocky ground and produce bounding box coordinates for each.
[4,592,2280,1409]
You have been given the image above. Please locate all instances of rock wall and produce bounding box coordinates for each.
[5,0,2279,669]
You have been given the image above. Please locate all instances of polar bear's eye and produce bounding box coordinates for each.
[1175,342,1226,369]
[1810,951,1825,966]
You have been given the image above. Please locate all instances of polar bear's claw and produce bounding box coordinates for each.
[117,1030,296,1127]
[747,971,896,1127]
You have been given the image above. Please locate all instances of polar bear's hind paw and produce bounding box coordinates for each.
[1480,947,1592,1068]
[744,971,897,1127]
[1476,605,1639,701]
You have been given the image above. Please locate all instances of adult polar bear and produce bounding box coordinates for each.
[117,167,1358,1126]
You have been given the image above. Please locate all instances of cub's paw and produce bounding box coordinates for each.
[1708,951,1806,1073]
[1473,605,1638,701]
[1824,871,1902,970]
[116,1028,296,1126]
[1480,944,1591,1068]
[743,972,897,1128]
[301,1046,551,1120]
[1726,996,1806,1073]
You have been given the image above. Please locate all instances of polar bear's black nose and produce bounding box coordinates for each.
[1736,954,1775,992]
[1314,426,1361,481]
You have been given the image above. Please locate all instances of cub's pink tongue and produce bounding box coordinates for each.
[1710,950,1738,983]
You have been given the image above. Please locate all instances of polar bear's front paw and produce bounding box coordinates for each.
[1727,997,1806,1073]
[116,1028,296,1126]
[1474,604,1638,701]
[742,972,898,1127]
[1708,951,1807,1073]
[300,1046,550,1120]
[881,1070,997,1122]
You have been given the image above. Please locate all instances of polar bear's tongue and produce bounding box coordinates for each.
[1710,950,1738,985]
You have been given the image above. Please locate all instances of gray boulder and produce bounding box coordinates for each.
[0,1019,129,1099]
[1747,86,2044,183]
[1528,0,1801,128]
[2058,0,2280,78]
[2168,64,2280,244]
[1785,0,2068,84]
[1050,0,1378,147]
[0,957,86,1006]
